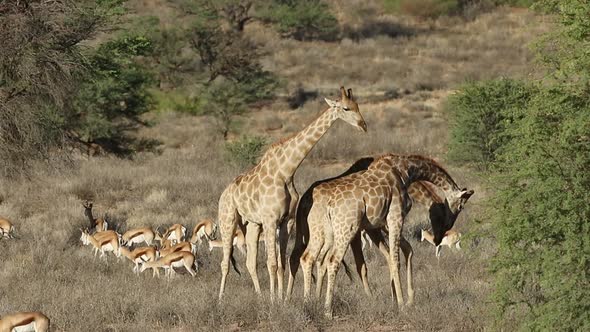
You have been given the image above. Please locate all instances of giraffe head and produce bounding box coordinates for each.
[430,188,474,246]
[324,86,367,132]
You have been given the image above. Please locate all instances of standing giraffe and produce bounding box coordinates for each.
[218,87,367,301]
[286,156,470,300]
[337,179,465,297]
[297,154,473,317]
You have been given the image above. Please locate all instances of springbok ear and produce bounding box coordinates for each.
[456,189,475,200]
[340,86,347,99]
[347,88,353,100]
[324,98,338,108]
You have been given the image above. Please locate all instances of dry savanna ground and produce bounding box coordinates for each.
[0,4,547,331]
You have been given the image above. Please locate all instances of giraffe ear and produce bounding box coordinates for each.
[324,98,338,108]
[456,189,474,200]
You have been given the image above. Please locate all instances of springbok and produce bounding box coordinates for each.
[208,229,246,255]
[156,223,186,246]
[158,241,195,257]
[0,217,14,239]
[139,251,197,279]
[122,227,155,247]
[421,229,462,257]
[82,200,108,232]
[0,311,50,332]
[119,246,158,274]
[190,218,217,245]
[80,229,121,259]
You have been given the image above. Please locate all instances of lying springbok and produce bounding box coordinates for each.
[83,200,108,232]
[208,229,246,255]
[0,217,14,239]
[80,229,121,259]
[122,227,155,247]
[119,246,158,274]
[158,241,196,257]
[156,223,186,246]
[421,229,462,257]
[0,311,50,332]
[190,219,217,245]
[140,251,197,279]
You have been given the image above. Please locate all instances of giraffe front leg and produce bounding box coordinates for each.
[245,222,262,295]
[286,211,309,301]
[400,236,414,305]
[277,220,290,301]
[263,221,279,303]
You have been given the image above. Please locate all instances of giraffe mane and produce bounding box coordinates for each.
[416,181,444,204]
[266,107,331,151]
[371,153,459,190]
[404,154,458,187]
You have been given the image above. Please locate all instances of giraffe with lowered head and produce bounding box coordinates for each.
[287,157,472,300]
[217,87,367,301]
[298,154,473,317]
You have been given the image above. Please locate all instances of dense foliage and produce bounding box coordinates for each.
[447,0,590,330]
[225,135,268,167]
[446,78,535,169]
[0,0,154,176]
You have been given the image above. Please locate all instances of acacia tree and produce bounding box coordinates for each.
[489,1,590,330]
[0,0,155,176]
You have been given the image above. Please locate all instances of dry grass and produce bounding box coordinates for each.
[249,7,549,97]
[0,2,544,330]
[0,97,491,331]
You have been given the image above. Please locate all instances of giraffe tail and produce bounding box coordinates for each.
[230,251,241,275]
[341,261,354,282]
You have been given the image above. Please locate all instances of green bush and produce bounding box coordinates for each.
[225,135,268,167]
[0,0,140,176]
[491,86,590,331]
[466,1,590,330]
[259,0,339,41]
[445,78,535,169]
[70,35,155,154]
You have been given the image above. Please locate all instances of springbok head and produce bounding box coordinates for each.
[430,188,474,246]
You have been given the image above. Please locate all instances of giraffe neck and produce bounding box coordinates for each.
[265,108,338,177]
[393,155,460,196]
[408,181,443,206]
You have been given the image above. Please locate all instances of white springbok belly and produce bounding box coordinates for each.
[102,243,114,251]
[170,260,185,268]
[130,235,145,244]
[12,321,36,332]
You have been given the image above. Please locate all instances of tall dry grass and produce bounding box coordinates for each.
[0,2,544,330]
[0,98,490,331]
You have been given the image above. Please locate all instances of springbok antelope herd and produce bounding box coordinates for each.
[1,86,475,325]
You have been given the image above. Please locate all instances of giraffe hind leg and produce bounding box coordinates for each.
[218,189,240,300]
[245,222,262,295]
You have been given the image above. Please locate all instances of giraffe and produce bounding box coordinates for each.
[286,157,470,300]
[297,154,473,317]
[217,87,367,302]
